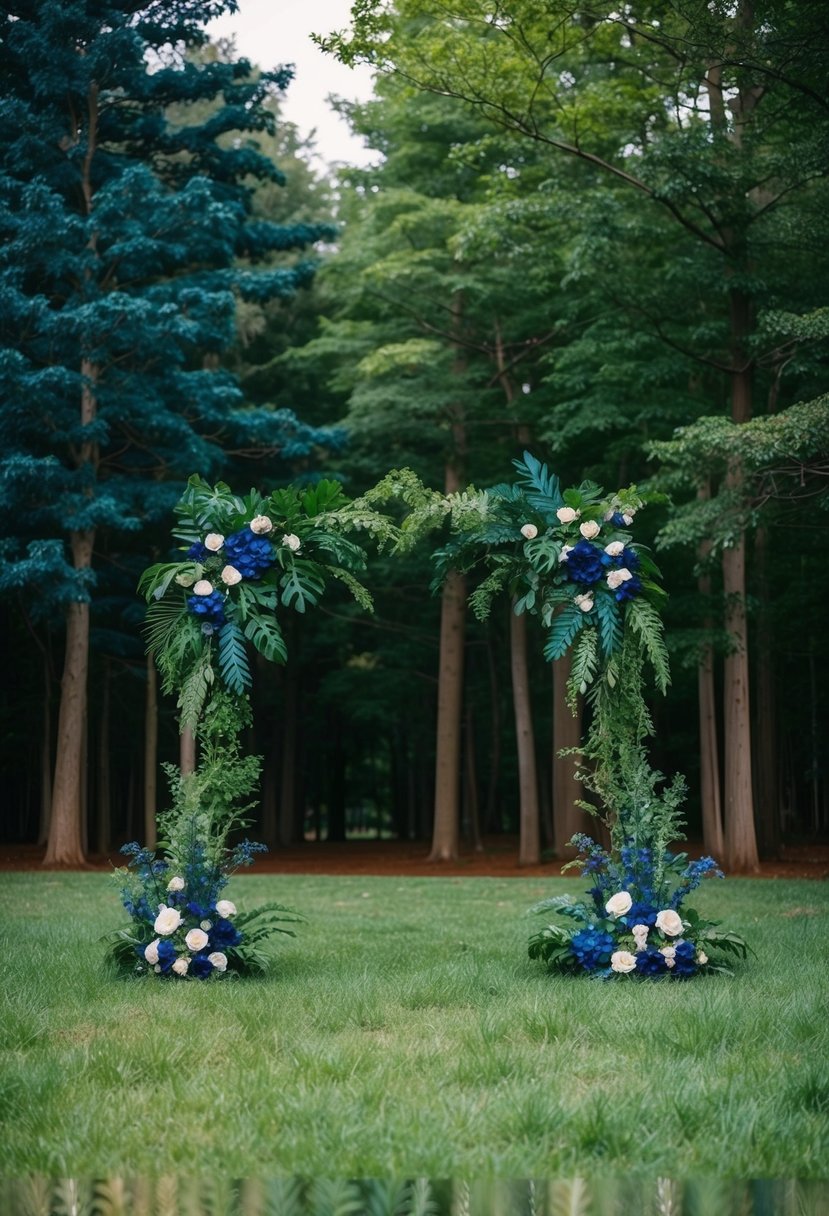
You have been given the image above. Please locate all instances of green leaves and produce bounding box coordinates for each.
[243,613,287,665]
[544,602,585,661]
[512,450,564,517]
[217,619,251,694]
[626,597,671,693]
[279,559,326,613]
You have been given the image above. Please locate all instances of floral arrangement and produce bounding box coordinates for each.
[436,453,750,981]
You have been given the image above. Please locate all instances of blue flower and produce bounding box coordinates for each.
[563,540,605,586]
[623,901,658,928]
[614,576,642,603]
[672,939,697,977]
[156,939,177,973]
[187,542,209,562]
[186,900,213,920]
[189,953,215,980]
[635,947,667,977]
[223,529,274,579]
[187,590,226,625]
[571,927,615,971]
[209,918,242,949]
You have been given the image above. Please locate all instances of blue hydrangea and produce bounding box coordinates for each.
[563,540,605,586]
[209,918,242,949]
[571,926,615,971]
[187,541,210,562]
[614,575,642,603]
[623,901,658,928]
[187,590,226,626]
[223,528,274,579]
[672,939,697,977]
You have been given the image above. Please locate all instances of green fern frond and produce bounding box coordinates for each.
[567,627,599,708]
[218,619,252,694]
[468,565,511,621]
[143,596,188,658]
[328,566,375,611]
[544,603,585,661]
[512,450,564,516]
[626,598,671,692]
[177,650,214,729]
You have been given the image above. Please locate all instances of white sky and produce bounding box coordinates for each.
[206,0,378,167]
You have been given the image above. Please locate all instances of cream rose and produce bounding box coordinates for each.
[215,899,237,918]
[558,544,574,563]
[579,520,601,540]
[204,533,225,551]
[606,568,633,590]
[208,952,228,973]
[556,506,579,524]
[605,891,633,918]
[520,523,538,540]
[659,946,677,969]
[574,593,594,613]
[172,957,189,976]
[154,905,182,936]
[249,515,274,535]
[655,909,684,937]
[220,564,242,585]
[144,939,160,965]
[166,875,185,892]
[604,541,625,557]
[185,928,209,952]
[696,951,709,966]
[632,924,649,951]
[610,950,637,974]
[193,579,213,596]
[281,533,301,552]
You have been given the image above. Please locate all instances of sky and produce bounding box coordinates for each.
[206,0,378,167]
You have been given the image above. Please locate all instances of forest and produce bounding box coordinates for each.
[1,0,827,874]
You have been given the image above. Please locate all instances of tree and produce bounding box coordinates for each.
[323,0,829,870]
[0,3,336,865]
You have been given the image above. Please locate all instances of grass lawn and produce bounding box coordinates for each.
[1,871,828,1187]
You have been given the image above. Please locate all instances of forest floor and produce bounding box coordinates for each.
[1,836,828,879]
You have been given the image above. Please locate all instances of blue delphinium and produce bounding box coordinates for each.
[571,927,615,971]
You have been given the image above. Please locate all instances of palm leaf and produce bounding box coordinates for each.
[512,450,564,515]
[596,593,623,658]
[218,619,252,694]
[544,603,585,661]
[143,596,188,657]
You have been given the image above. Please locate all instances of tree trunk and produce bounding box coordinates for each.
[278,664,299,845]
[144,652,158,848]
[552,651,586,857]
[38,648,52,847]
[180,726,196,776]
[510,604,540,865]
[753,525,779,857]
[327,713,347,842]
[722,515,759,872]
[96,658,111,856]
[696,485,724,857]
[484,629,503,832]
[429,567,466,860]
[464,706,483,851]
[45,530,94,867]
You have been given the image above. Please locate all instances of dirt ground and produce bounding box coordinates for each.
[2,837,828,879]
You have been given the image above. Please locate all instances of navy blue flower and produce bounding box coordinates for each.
[187,590,226,626]
[209,918,242,949]
[186,900,213,920]
[571,927,615,971]
[623,901,658,928]
[563,540,605,586]
[614,575,642,603]
[619,546,640,572]
[156,939,177,973]
[189,953,214,980]
[672,939,697,977]
[635,947,667,977]
[187,542,209,562]
[223,529,274,579]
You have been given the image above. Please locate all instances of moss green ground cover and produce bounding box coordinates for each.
[1,873,827,1179]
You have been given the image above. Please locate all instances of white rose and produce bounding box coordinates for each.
[281,533,301,552]
[606,568,634,590]
[154,905,183,936]
[610,950,637,974]
[144,939,160,965]
[574,593,594,613]
[558,544,574,563]
[579,520,601,540]
[605,891,633,918]
[172,957,189,976]
[193,579,213,596]
[632,924,649,951]
[604,541,625,557]
[185,928,209,952]
[204,533,225,551]
[215,900,237,918]
[696,951,708,966]
[175,573,195,587]
[556,506,579,524]
[520,523,538,540]
[166,876,185,892]
[220,564,242,586]
[249,515,274,535]
[655,909,684,937]
[208,952,228,973]
[660,946,677,969]
[623,511,635,525]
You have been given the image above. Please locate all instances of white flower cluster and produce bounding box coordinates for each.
[140,885,239,978]
[603,891,708,974]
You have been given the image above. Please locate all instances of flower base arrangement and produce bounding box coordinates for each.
[437,453,750,981]
[109,470,430,979]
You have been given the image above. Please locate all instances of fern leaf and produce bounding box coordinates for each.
[626,598,671,692]
[217,619,251,694]
[544,603,585,661]
[243,614,287,665]
[567,627,599,708]
[177,651,213,728]
[328,566,374,611]
[596,594,623,658]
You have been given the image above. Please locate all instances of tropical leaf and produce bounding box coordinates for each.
[596,594,623,657]
[137,561,192,603]
[217,619,252,694]
[280,559,326,613]
[143,596,188,657]
[512,450,564,514]
[626,597,671,692]
[263,1177,306,1216]
[243,613,287,665]
[544,603,585,661]
[236,581,277,621]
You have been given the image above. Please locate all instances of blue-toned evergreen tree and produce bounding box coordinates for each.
[0,1,336,865]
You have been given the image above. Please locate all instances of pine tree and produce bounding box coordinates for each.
[0,2,336,865]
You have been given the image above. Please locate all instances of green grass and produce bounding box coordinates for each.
[1,872,828,1182]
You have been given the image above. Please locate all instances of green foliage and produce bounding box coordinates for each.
[218,619,252,695]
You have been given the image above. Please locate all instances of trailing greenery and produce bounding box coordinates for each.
[2,873,826,1177]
